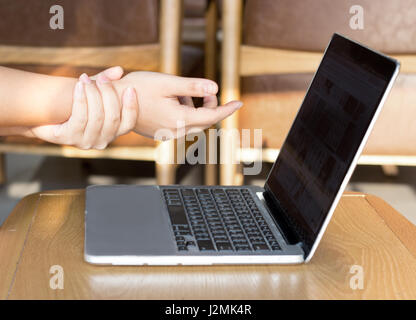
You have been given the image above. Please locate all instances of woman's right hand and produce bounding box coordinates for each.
[113,71,243,140]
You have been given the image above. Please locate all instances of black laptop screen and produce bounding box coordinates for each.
[265,34,397,251]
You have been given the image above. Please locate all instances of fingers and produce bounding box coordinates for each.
[178,96,195,107]
[31,72,138,150]
[202,95,218,108]
[90,66,124,81]
[80,73,105,149]
[117,87,139,136]
[94,73,122,149]
[163,74,218,97]
[183,100,243,128]
[66,80,88,134]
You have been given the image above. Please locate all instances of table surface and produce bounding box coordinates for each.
[1,189,416,300]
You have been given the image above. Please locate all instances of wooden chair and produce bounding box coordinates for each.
[220,0,416,185]
[203,0,219,185]
[182,0,220,185]
[0,0,187,185]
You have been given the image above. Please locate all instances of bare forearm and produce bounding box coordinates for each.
[0,66,75,126]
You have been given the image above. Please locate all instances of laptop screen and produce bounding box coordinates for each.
[265,34,398,253]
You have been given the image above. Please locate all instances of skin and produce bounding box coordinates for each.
[26,71,139,150]
[0,66,242,149]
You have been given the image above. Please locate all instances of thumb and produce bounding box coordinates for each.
[184,100,243,126]
[30,124,63,144]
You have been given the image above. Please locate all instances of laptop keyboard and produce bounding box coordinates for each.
[162,188,281,253]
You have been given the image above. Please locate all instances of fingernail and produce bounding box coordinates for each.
[204,82,217,95]
[235,101,243,109]
[75,81,84,98]
[97,73,110,84]
[79,73,92,84]
[108,66,123,74]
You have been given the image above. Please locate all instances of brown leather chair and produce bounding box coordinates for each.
[220,0,416,185]
[0,0,204,185]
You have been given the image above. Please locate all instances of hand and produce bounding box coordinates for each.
[25,67,139,150]
[113,71,243,139]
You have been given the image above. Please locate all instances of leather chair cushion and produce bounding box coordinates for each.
[243,0,416,53]
[184,0,207,18]
[239,73,416,155]
[0,0,159,46]
[4,45,204,79]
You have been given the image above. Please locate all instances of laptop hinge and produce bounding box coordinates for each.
[262,190,302,246]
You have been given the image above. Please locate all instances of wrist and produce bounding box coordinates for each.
[0,126,35,137]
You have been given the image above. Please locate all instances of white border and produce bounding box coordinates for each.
[85,253,304,266]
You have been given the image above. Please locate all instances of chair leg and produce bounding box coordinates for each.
[203,0,218,186]
[0,153,6,184]
[155,139,177,185]
[204,127,217,185]
[205,163,217,185]
[382,165,399,177]
[156,163,176,185]
[220,163,244,186]
[205,0,218,81]
[219,0,242,186]
[235,164,244,185]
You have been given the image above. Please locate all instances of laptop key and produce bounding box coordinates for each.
[167,205,188,225]
[186,241,196,247]
[197,240,215,251]
[181,189,194,196]
[253,244,269,251]
[235,245,251,251]
[217,243,233,251]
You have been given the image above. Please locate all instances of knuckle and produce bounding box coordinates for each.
[77,115,88,125]
[188,81,199,93]
[110,115,120,125]
[95,114,104,123]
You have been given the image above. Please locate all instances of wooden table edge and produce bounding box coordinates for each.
[363,193,416,258]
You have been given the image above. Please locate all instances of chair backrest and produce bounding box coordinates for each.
[0,0,159,47]
[0,0,183,76]
[243,0,416,54]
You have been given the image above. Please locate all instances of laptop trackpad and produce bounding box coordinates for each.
[85,185,175,256]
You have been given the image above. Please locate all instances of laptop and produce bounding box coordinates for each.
[84,34,399,265]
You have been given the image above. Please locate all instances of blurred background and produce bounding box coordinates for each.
[0,0,415,226]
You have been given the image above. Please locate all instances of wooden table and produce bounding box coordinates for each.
[1,189,416,299]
